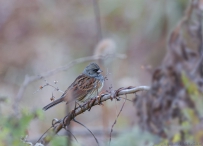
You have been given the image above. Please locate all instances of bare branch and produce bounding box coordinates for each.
[109,94,127,145]
[38,86,150,145]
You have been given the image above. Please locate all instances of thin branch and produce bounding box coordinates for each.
[37,126,53,143]
[65,105,72,146]
[63,126,78,143]
[37,86,150,145]
[13,54,126,112]
[73,118,99,146]
[119,96,133,102]
[109,94,127,145]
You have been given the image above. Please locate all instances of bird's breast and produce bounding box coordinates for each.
[98,80,104,92]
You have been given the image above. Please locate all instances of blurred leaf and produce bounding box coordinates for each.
[181,73,199,95]
[35,109,44,120]
[181,73,203,116]
[0,108,43,146]
[154,139,169,146]
[190,94,203,117]
[111,126,160,146]
[181,121,191,130]
[172,133,181,143]
[50,136,66,146]
[182,108,199,125]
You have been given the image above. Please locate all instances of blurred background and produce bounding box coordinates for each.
[0,0,198,146]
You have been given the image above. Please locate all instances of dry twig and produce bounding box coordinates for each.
[109,94,127,145]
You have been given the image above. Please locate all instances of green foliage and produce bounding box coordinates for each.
[165,74,203,144]
[181,73,199,95]
[181,74,203,143]
[110,127,160,146]
[50,136,67,146]
[0,108,43,146]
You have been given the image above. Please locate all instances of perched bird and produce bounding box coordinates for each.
[43,63,104,111]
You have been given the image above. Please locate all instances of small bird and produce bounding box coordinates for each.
[43,63,104,111]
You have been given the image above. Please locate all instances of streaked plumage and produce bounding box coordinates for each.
[43,63,104,111]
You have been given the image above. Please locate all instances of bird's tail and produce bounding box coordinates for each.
[43,98,63,111]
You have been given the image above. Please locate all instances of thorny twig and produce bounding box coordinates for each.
[109,94,127,146]
[33,80,64,102]
[34,80,63,94]
[37,86,150,145]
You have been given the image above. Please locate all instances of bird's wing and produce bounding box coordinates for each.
[62,74,98,102]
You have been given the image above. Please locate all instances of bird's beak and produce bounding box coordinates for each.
[97,69,102,73]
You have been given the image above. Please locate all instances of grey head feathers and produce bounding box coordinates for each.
[83,63,102,78]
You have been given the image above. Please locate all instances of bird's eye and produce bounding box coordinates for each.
[93,69,98,72]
